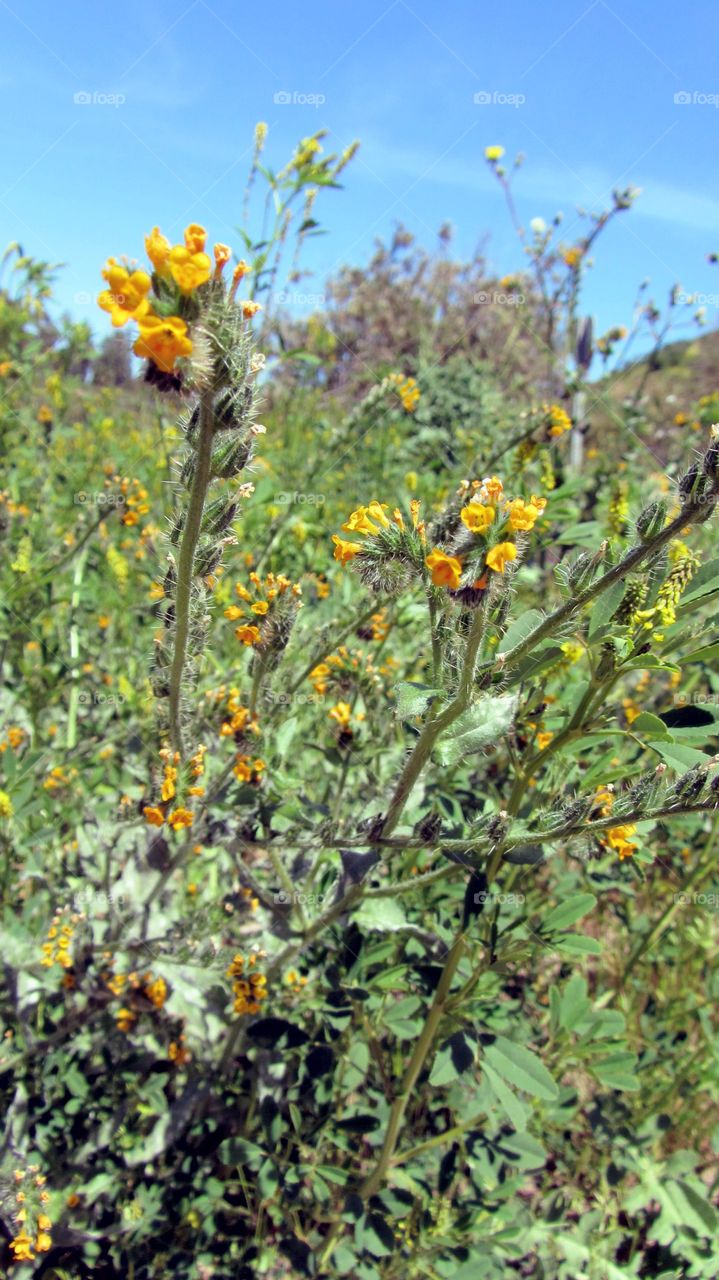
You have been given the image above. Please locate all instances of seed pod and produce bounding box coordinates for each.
[636,500,667,541]
[679,463,707,503]
[201,496,237,536]
[567,550,598,593]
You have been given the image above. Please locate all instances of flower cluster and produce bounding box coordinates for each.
[106,969,168,1032]
[309,645,397,699]
[0,725,26,753]
[425,476,547,595]
[389,372,421,412]
[226,571,303,650]
[594,786,638,861]
[40,911,77,970]
[631,540,701,634]
[226,952,268,1016]
[7,1165,52,1264]
[332,500,426,594]
[98,224,258,381]
[143,746,202,831]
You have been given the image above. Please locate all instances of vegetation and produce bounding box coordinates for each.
[1,135,719,1280]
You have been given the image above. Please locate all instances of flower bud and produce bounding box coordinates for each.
[635,500,667,541]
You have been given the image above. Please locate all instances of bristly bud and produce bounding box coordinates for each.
[566,549,600,593]
[211,434,254,478]
[200,495,237,537]
[667,767,707,803]
[413,811,443,843]
[703,438,719,480]
[678,463,707,503]
[636,500,667,541]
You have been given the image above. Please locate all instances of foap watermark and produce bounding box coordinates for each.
[474,891,525,907]
[273,89,325,108]
[475,289,525,306]
[674,693,719,706]
[74,490,125,507]
[473,89,526,108]
[266,690,323,708]
[674,90,719,107]
[274,889,327,907]
[673,891,719,909]
[273,289,326,307]
[73,90,126,108]
[675,291,719,308]
[77,692,126,707]
[275,491,325,506]
[72,888,125,911]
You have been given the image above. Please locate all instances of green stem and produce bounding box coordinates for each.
[168,389,215,757]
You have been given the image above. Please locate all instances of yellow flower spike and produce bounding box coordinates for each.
[184,223,207,254]
[144,226,172,274]
[168,245,211,294]
[486,542,518,574]
[426,548,463,590]
[134,315,193,372]
[460,502,495,533]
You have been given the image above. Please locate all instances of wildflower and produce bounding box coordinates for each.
[145,975,167,1008]
[389,373,421,412]
[167,807,193,831]
[233,755,265,783]
[606,824,638,861]
[35,1231,52,1252]
[241,300,262,319]
[485,145,505,161]
[144,805,165,827]
[478,475,504,504]
[229,260,250,299]
[0,788,12,818]
[168,244,211,293]
[169,1037,191,1065]
[461,502,495,533]
[37,404,53,424]
[486,542,517,574]
[184,223,207,254]
[10,1232,35,1261]
[149,581,165,601]
[214,242,232,275]
[329,701,352,728]
[235,623,261,646]
[332,534,362,564]
[536,732,554,750]
[505,495,546,532]
[134,315,192,372]
[116,1007,135,1032]
[145,226,172,274]
[426,548,463,590]
[98,260,152,326]
[545,404,572,437]
[563,246,582,268]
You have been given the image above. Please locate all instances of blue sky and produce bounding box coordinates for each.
[2,0,718,348]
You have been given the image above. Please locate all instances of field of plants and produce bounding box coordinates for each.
[1,131,719,1279]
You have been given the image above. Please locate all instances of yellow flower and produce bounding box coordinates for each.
[485,145,505,161]
[485,542,517,573]
[536,731,553,750]
[37,404,53,424]
[184,223,207,254]
[235,624,261,646]
[167,807,193,831]
[332,534,361,564]
[329,701,352,727]
[545,403,572,437]
[143,806,165,827]
[426,548,463,590]
[563,246,582,268]
[505,497,544,532]
[37,1215,52,1232]
[144,226,171,274]
[168,245,211,294]
[35,1231,52,1252]
[10,1232,35,1260]
[149,581,165,602]
[134,315,192,372]
[145,975,168,1008]
[343,504,387,535]
[460,502,495,533]
[0,790,13,819]
[251,601,269,615]
[98,259,152,327]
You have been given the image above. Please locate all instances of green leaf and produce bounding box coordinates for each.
[559,974,591,1030]
[556,934,603,955]
[680,557,719,604]
[651,741,710,771]
[588,579,626,639]
[542,894,597,933]
[394,680,439,719]
[435,693,519,766]
[484,1035,559,1101]
[483,1062,530,1130]
[354,897,407,932]
[633,711,672,738]
[498,609,544,656]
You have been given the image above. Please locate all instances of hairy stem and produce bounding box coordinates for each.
[168,389,215,757]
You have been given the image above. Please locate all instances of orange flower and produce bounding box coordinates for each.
[134,315,192,372]
[167,807,193,831]
[184,223,207,254]
[241,300,262,319]
[332,535,361,565]
[168,245,211,294]
[98,259,152,327]
[145,226,172,274]
[214,243,232,275]
[426,548,463,590]
[235,624,261,646]
[143,806,165,827]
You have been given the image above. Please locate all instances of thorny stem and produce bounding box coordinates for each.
[168,388,215,757]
